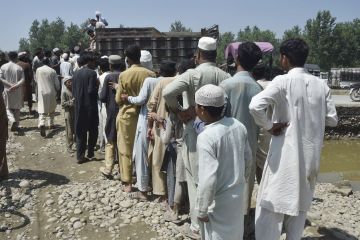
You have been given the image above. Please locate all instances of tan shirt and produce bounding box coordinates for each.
[116,64,155,119]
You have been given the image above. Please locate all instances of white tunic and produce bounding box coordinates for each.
[249,68,338,216]
[128,77,159,191]
[0,62,25,109]
[196,117,252,240]
[35,65,60,114]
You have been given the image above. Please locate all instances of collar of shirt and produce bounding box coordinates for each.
[234,70,251,78]
[288,67,306,74]
[197,62,216,68]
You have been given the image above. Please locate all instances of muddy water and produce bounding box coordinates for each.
[319,140,360,190]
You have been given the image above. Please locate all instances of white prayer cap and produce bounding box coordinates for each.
[198,37,217,51]
[95,10,101,16]
[18,52,27,58]
[101,55,109,59]
[140,50,153,70]
[108,55,122,65]
[195,84,226,107]
[53,48,60,53]
[62,53,68,59]
[63,76,72,83]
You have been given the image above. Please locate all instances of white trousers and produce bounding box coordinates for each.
[7,109,20,123]
[38,113,55,128]
[255,206,307,240]
[98,102,107,147]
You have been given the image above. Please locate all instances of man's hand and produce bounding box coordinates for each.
[8,84,18,92]
[268,122,289,136]
[147,128,154,141]
[177,107,196,123]
[120,94,129,103]
[198,215,209,222]
[108,81,118,90]
[148,112,158,121]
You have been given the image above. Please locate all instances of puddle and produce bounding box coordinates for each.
[319,140,360,190]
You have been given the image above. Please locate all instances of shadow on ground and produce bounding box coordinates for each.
[0,169,70,232]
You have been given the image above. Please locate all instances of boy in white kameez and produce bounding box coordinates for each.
[195,84,252,240]
[249,38,338,240]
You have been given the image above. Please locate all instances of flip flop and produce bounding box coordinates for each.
[128,191,148,201]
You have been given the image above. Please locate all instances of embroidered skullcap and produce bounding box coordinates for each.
[198,37,217,51]
[195,84,226,107]
[62,53,68,59]
[108,55,122,64]
[140,50,153,70]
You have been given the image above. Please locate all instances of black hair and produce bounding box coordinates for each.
[252,63,266,80]
[8,51,18,61]
[98,58,110,72]
[237,42,262,71]
[159,60,177,77]
[112,62,126,72]
[35,48,43,56]
[178,59,196,74]
[199,49,216,62]
[125,45,141,62]
[87,29,95,35]
[280,38,309,67]
[44,49,52,58]
[18,54,27,62]
[203,105,224,118]
[42,58,51,66]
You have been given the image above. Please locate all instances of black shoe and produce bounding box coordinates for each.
[87,152,94,159]
[40,126,46,137]
[77,157,87,164]
[10,123,18,132]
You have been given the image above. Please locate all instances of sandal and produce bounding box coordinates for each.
[129,191,148,201]
[163,210,180,223]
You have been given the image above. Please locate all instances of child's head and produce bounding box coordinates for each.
[64,77,72,90]
[195,84,226,123]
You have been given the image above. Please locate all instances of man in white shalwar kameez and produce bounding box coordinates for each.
[163,37,230,239]
[219,42,263,224]
[195,84,252,240]
[36,58,60,137]
[249,39,338,240]
[0,51,25,131]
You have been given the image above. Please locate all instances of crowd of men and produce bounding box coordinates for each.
[0,36,338,240]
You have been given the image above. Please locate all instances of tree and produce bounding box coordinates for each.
[216,32,235,64]
[282,25,303,40]
[236,26,277,43]
[19,18,89,54]
[331,22,357,68]
[304,10,336,70]
[169,20,192,32]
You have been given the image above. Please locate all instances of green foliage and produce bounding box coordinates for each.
[304,10,336,71]
[18,17,89,54]
[170,20,192,32]
[283,25,303,40]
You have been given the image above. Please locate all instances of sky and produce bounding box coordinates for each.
[1,0,360,51]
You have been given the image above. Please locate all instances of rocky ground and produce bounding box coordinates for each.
[0,106,359,240]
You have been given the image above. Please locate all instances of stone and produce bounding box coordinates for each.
[70,217,80,223]
[19,180,30,188]
[74,209,82,215]
[120,200,133,209]
[331,181,353,197]
[47,217,58,223]
[73,221,82,230]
